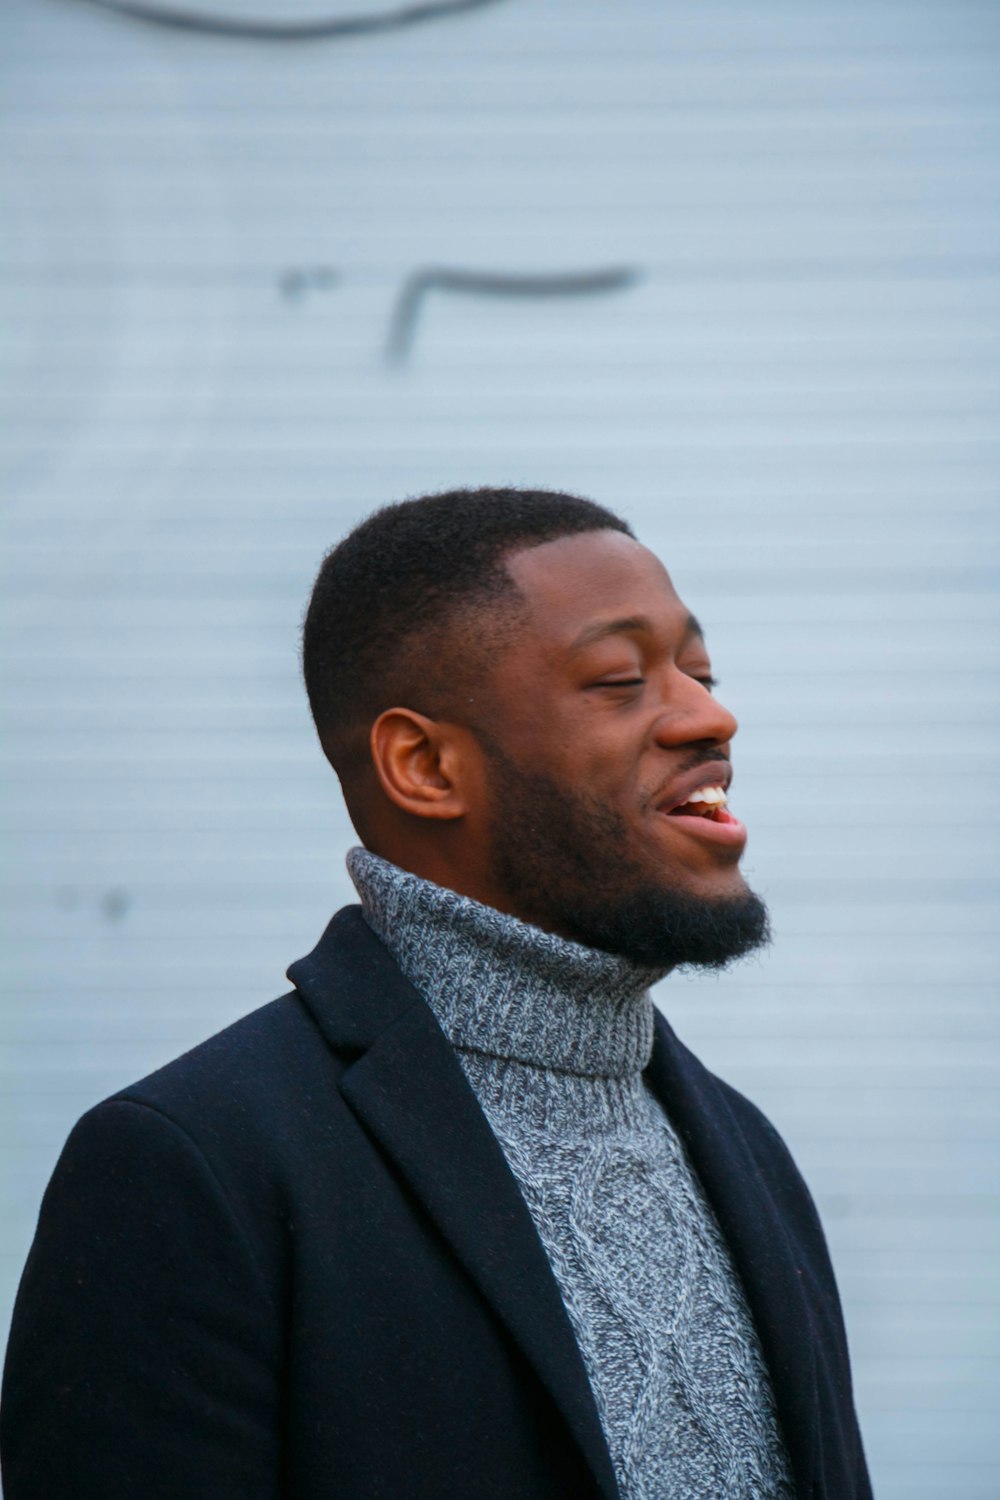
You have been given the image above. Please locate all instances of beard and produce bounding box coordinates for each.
[483,745,770,970]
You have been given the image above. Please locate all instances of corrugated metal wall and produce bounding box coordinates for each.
[2,1,998,1493]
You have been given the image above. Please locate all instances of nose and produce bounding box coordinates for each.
[652,669,738,749]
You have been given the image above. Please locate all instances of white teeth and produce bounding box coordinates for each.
[686,784,727,805]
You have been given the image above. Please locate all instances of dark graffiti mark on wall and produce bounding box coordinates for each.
[279,267,340,300]
[101,889,131,923]
[273,264,644,359]
[55,886,132,923]
[71,0,504,42]
[385,266,642,364]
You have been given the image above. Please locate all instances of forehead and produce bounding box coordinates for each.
[501,529,693,651]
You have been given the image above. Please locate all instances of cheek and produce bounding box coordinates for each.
[494,711,578,769]
[566,750,646,811]
[489,686,641,787]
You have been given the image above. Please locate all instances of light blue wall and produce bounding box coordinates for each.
[3,2,999,1494]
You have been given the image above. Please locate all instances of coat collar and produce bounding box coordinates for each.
[289,905,823,1500]
[287,905,621,1500]
[646,1010,820,1499]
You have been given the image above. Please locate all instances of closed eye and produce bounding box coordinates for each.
[589,673,718,691]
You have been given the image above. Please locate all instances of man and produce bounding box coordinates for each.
[1,487,872,1499]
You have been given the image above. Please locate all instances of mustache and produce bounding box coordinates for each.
[645,747,731,809]
[676,747,731,775]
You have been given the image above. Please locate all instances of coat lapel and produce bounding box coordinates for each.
[646,1010,820,1497]
[287,907,620,1500]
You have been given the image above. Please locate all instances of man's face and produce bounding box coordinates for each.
[474,528,769,968]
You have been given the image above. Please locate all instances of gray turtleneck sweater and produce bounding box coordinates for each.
[349,848,795,1500]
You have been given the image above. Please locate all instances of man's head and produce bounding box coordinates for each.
[302,486,768,970]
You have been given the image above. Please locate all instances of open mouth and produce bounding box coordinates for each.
[660,783,747,845]
[665,784,733,823]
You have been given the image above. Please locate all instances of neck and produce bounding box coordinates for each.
[348,848,668,1097]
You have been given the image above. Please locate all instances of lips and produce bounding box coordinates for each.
[656,763,733,816]
[654,763,747,849]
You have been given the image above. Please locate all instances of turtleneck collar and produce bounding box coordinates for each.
[348,847,668,1082]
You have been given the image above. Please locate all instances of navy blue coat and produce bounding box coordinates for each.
[1,907,872,1499]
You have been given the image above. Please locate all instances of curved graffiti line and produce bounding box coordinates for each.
[69,0,504,42]
[385,265,642,363]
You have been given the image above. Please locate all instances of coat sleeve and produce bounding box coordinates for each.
[1,1098,284,1500]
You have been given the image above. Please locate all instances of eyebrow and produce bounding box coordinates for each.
[569,612,704,652]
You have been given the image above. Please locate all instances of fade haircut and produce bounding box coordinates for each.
[302,485,633,780]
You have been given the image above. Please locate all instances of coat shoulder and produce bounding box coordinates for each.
[109,990,330,1118]
[77,988,355,1231]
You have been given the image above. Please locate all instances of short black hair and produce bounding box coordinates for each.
[302,485,633,779]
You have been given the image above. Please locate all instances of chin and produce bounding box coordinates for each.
[652,853,750,905]
[565,876,771,971]
[690,868,753,905]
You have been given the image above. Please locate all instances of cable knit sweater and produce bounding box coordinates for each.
[348,848,795,1500]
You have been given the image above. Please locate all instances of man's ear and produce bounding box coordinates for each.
[369,707,468,821]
